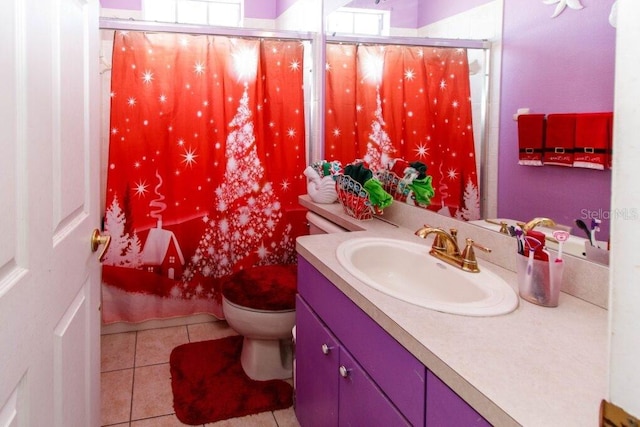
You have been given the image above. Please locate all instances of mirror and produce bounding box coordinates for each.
[321,0,614,266]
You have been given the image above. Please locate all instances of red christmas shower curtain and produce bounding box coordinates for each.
[325,43,479,219]
[102,31,307,323]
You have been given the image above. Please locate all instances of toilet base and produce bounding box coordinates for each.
[240,336,293,381]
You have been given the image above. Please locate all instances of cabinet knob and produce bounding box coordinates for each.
[339,365,350,378]
[321,343,332,355]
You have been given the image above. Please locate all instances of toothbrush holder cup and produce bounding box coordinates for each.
[515,253,563,307]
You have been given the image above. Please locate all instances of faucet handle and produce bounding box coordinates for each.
[499,221,509,234]
[461,238,492,273]
[449,228,458,247]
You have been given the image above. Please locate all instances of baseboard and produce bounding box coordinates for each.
[101,313,221,335]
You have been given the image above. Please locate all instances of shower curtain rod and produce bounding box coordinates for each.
[99,17,315,41]
[99,18,488,49]
[326,34,490,50]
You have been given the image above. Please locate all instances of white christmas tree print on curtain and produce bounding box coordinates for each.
[182,41,290,285]
[455,178,481,221]
[360,48,396,171]
[103,194,143,268]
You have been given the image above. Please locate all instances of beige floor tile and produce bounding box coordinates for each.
[131,363,175,421]
[131,414,199,426]
[187,321,238,343]
[101,369,133,426]
[135,326,189,366]
[102,332,136,372]
[273,407,300,427]
[204,411,278,427]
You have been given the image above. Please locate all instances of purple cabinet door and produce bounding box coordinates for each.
[297,257,426,426]
[295,296,339,427]
[426,371,491,426]
[339,348,412,427]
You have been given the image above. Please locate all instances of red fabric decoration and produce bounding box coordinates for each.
[544,114,577,167]
[608,119,614,170]
[389,158,411,177]
[221,264,297,311]
[517,114,546,166]
[170,336,293,425]
[573,112,613,170]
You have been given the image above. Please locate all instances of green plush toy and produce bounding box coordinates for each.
[364,178,393,209]
[409,175,435,205]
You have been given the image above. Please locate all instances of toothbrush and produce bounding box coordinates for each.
[552,230,570,263]
[590,218,601,248]
[524,235,542,264]
[514,227,524,254]
[524,235,543,298]
[575,219,593,246]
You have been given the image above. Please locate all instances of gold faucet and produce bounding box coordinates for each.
[414,226,491,273]
[519,217,556,233]
[484,219,510,235]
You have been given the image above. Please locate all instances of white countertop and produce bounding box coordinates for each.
[296,198,608,426]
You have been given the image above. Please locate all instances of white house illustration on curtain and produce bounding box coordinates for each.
[141,170,185,280]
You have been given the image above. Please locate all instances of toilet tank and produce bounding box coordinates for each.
[306,212,348,235]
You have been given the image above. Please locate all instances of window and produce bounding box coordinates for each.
[144,0,243,27]
[326,7,390,36]
[169,256,176,264]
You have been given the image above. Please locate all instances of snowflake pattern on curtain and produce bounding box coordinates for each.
[325,43,480,219]
[102,31,307,323]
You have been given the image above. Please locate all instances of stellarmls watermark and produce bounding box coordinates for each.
[581,208,639,221]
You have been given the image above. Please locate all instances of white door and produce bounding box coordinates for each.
[0,1,101,426]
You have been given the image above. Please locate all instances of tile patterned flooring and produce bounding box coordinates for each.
[101,321,300,426]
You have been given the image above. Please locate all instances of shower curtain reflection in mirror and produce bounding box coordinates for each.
[101,31,308,323]
[325,42,480,219]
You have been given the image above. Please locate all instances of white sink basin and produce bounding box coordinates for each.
[336,237,519,317]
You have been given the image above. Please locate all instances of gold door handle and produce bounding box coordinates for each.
[91,229,111,262]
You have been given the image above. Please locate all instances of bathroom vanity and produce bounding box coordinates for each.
[296,257,490,426]
[294,196,608,426]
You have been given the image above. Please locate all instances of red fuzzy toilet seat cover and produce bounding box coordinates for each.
[221,264,297,311]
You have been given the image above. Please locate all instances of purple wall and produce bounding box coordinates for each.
[499,0,615,238]
[100,0,140,10]
[246,0,276,19]
[418,0,492,27]
[275,0,299,18]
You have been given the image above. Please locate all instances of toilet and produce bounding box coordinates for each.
[306,211,348,234]
[221,264,298,381]
[221,213,346,381]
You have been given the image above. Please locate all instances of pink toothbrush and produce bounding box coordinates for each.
[524,235,542,281]
[552,230,570,262]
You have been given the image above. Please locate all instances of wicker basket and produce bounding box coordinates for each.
[335,174,380,220]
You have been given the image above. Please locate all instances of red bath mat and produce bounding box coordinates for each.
[169,335,293,425]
